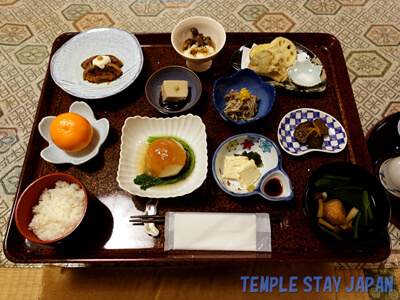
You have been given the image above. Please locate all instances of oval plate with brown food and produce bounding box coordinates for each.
[50,27,143,99]
[230,37,326,93]
[277,108,347,156]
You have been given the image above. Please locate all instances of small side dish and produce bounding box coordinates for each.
[278,108,347,156]
[81,54,123,83]
[38,101,109,165]
[230,37,326,93]
[171,16,226,72]
[287,59,323,87]
[213,68,275,125]
[145,66,201,114]
[212,133,294,201]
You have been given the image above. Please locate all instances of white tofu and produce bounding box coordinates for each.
[161,80,188,102]
[223,156,249,180]
[236,159,260,190]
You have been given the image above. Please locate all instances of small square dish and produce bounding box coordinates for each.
[117,114,208,198]
[50,27,143,99]
[277,108,347,156]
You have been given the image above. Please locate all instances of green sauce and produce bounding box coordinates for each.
[133,136,195,190]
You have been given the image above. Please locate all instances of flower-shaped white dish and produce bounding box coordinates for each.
[212,133,294,201]
[277,108,347,156]
[50,27,144,99]
[287,60,322,87]
[38,101,109,165]
[117,114,208,198]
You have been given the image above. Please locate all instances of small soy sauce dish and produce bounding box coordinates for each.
[212,133,294,201]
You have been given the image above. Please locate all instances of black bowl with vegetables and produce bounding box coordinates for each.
[303,162,391,245]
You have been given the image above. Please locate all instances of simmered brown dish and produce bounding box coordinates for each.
[81,55,123,83]
[182,27,215,58]
[294,118,329,148]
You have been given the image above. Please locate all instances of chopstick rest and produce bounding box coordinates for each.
[164,212,271,252]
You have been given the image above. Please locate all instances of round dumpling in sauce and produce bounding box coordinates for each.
[145,139,187,178]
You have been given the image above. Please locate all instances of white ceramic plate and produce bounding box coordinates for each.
[38,101,109,165]
[117,114,208,198]
[50,27,143,99]
[277,108,347,156]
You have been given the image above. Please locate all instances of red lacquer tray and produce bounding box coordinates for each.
[3,32,391,263]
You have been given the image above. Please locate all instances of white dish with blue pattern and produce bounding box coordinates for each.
[277,108,347,156]
[212,133,294,201]
[50,27,144,99]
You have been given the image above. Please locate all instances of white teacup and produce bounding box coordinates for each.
[379,156,400,197]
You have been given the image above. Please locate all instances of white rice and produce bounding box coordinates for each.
[28,180,86,241]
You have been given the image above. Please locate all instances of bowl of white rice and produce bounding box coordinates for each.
[15,173,88,244]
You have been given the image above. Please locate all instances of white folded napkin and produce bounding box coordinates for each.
[164,212,271,252]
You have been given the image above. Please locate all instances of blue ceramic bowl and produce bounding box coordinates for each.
[145,66,202,114]
[213,68,276,125]
[212,133,294,201]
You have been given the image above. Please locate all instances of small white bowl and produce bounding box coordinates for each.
[38,101,109,165]
[171,16,226,72]
[287,60,322,87]
[117,114,208,198]
[379,156,400,198]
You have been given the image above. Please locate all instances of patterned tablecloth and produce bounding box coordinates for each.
[0,0,399,269]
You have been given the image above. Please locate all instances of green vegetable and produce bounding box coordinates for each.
[234,151,263,167]
[317,223,342,240]
[133,136,195,190]
[314,175,351,188]
[353,211,361,239]
[362,190,374,222]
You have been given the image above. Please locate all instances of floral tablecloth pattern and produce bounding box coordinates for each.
[0,0,399,268]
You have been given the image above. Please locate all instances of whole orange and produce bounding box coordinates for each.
[49,112,93,152]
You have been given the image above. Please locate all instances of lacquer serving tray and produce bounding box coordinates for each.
[3,32,390,264]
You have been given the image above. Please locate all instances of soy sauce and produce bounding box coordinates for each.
[264,178,283,197]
